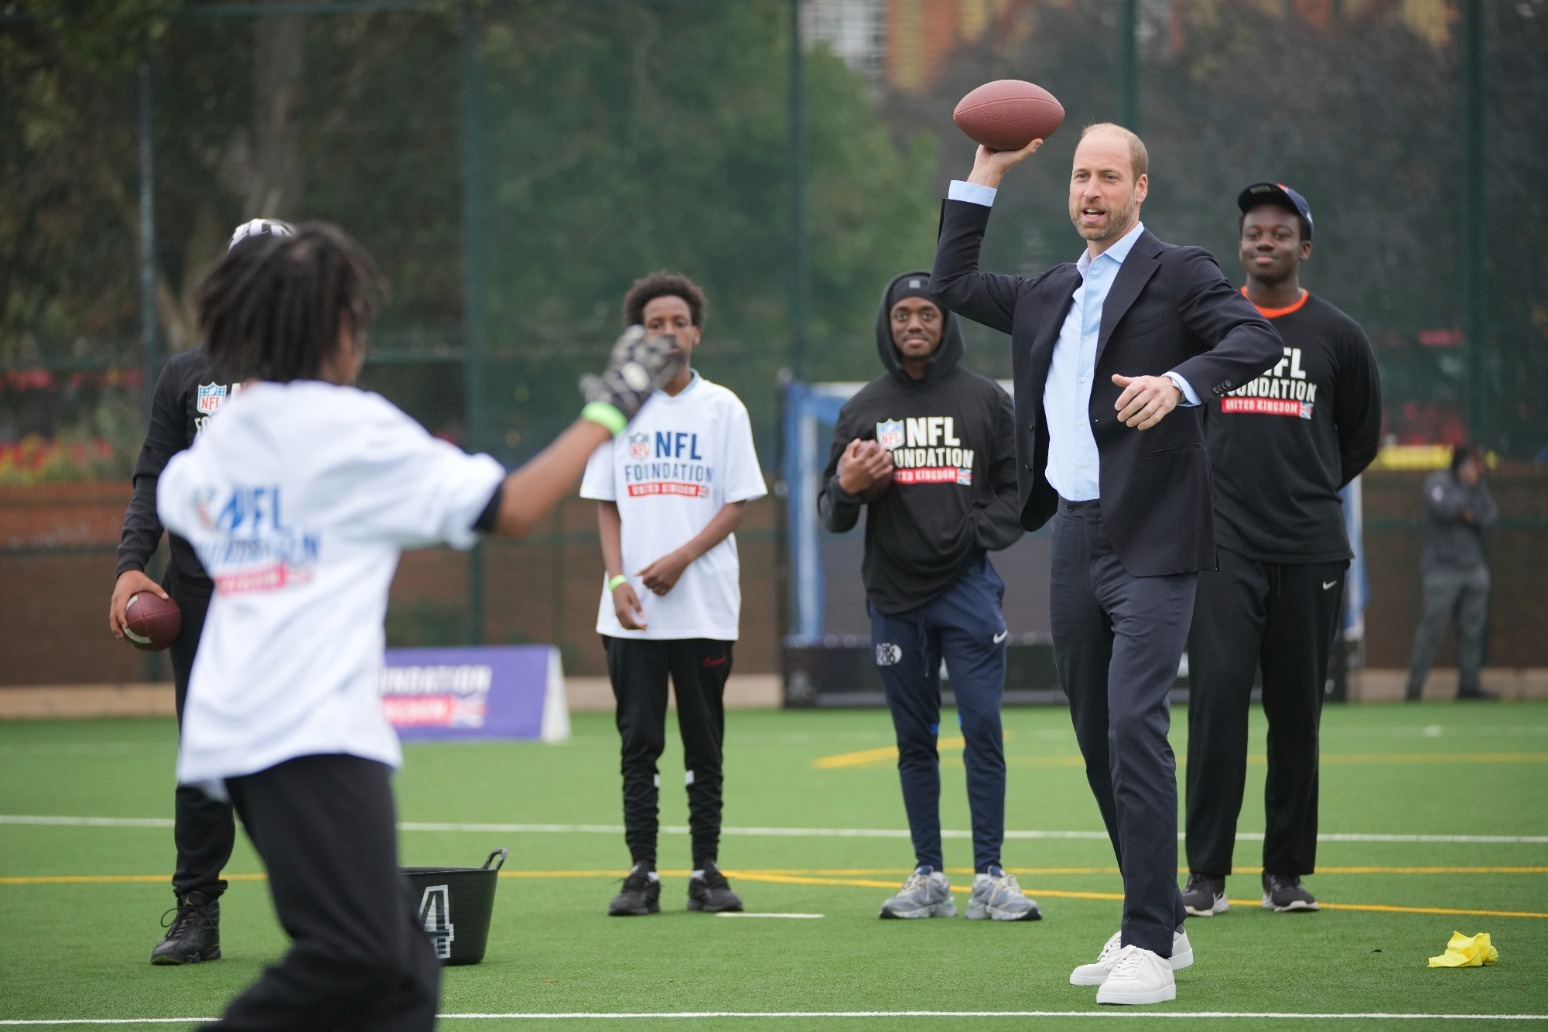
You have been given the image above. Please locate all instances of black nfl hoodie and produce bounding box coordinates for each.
[818,271,1022,615]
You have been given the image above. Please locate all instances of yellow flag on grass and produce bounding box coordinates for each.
[1428,931,1499,968]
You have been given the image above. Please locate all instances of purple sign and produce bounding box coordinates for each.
[380,645,568,742]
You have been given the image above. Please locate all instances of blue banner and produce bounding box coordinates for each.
[380,645,568,742]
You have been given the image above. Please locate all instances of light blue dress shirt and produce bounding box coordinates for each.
[946,181,1199,502]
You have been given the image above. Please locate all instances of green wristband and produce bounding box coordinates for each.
[607,574,629,592]
[581,401,627,436]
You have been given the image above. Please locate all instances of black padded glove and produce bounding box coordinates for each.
[579,326,684,430]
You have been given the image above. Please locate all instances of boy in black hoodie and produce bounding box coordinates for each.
[818,272,1036,921]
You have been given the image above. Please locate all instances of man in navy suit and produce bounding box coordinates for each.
[932,123,1280,1005]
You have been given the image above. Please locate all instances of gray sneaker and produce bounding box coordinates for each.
[966,866,1041,921]
[1182,873,1228,917]
[687,861,743,913]
[1261,871,1319,912]
[878,866,957,919]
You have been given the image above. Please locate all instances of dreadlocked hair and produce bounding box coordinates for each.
[195,222,386,384]
[622,271,707,328]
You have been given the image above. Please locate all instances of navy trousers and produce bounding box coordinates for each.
[869,556,1008,874]
[1050,500,1192,957]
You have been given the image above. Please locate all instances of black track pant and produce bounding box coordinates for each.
[603,636,733,869]
[168,579,237,901]
[207,755,440,1032]
[1185,549,1347,879]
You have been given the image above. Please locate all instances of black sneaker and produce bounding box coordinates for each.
[608,864,661,916]
[150,891,221,965]
[687,861,743,913]
[1261,872,1319,912]
[1181,872,1228,917]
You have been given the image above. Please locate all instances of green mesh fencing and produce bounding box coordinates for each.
[2,0,1544,685]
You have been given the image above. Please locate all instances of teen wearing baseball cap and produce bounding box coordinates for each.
[1181,183,1381,919]
[1236,183,1313,240]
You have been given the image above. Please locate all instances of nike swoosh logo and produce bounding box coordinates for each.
[1322,581,1338,590]
[703,656,728,668]
[992,630,1008,644]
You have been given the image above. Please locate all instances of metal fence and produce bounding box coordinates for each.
[3,0,1545,682]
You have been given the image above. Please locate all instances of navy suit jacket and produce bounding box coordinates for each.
[931,198,1282,576]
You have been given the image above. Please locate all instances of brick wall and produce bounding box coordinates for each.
[2,468,1542,687]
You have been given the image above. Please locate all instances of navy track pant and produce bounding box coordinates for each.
[869,556,1008,874]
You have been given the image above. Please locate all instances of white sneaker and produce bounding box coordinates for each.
[1069,928,1193,985]
[1095,945,1176,1005]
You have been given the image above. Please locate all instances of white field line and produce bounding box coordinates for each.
[2,815,1545,845]
[715,912,825,919]
[0,743,168,756]
[4,1010,1548,1025]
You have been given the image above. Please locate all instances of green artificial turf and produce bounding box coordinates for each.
[1,702,1546,1030]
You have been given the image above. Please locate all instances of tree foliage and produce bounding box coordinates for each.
[470,0,936,458]
[900,0,1546,455]
[2,0,939,467]
[8,0,1538,467]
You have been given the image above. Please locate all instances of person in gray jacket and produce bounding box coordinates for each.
[1405,444,1499,700]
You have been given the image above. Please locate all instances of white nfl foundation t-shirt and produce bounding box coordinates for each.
[158,381,504,796]
[580,374,766,640]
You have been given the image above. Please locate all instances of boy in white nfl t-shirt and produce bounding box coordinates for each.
[157,225,681,1031]
[581,272,767,917]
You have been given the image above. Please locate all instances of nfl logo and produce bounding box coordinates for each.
[876,419,904,450]
[627,432,650,459]
[196,383,227,415]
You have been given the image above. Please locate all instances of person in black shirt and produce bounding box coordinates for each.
[1405,444,1498,701]
[1182,184,1381,918]
[818,272,1035,921]
[107,218,294,964]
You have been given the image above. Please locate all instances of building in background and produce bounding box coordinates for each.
[804,0,1456,94]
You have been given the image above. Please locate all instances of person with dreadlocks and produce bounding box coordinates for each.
[156,222,682,1030]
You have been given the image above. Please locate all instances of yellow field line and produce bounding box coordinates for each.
[728,866,1548,877]
[4,868,1543,919]
[7,865,1545,887]
[1314,901,1548,920]
[1318,752,1548,764]
[0,873,270,885]
[718,874,1548,920]
[823,749,1548,770]
[814,737,968,769]
[1313,866,1548,874]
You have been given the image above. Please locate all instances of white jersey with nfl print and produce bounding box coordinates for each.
[158,381,505,796]
[580,372,766,640]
